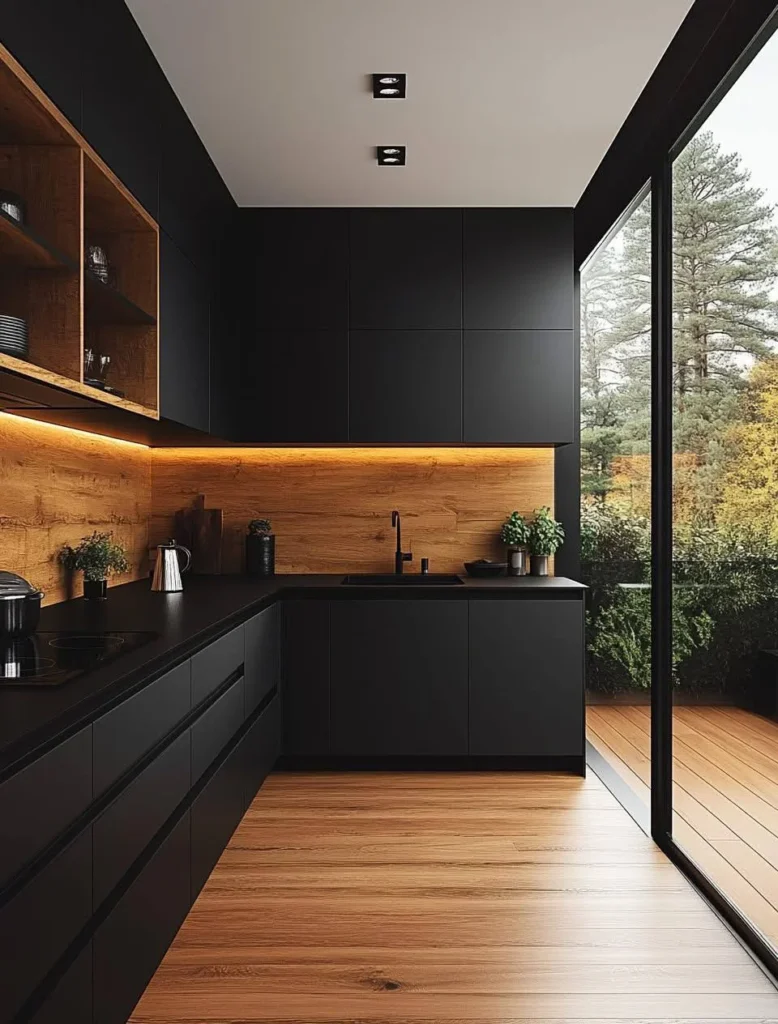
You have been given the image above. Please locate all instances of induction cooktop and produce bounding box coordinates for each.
[0,631,159,686]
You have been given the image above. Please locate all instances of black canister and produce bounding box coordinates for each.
[246,532,275,576]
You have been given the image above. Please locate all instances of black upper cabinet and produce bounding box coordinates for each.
[349,209,462,329]
[463,209,574,330]
[160,232,211,433]
[464,330,574,444]
[1,0,82,129]
[248,208,348,329]
[81,0,161,217]
[243,329,348,443]
[330,600,469,756]
[349,330,462,443]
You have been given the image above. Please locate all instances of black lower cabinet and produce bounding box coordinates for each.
[283,600,330,755]
[190,742,245,900]
[93,812,191,1024]
[190,676,245,785]
[245,604,280,715]
[469,599,584,756]
[330,601,468,756]
[28,942,92,1024]
[0,828,92,1020]
[241,694,281,810]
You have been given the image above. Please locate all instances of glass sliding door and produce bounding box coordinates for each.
[581,190,653,816]
[668,26,778,960]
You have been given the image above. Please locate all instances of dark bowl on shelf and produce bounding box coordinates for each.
[464,560,507,578]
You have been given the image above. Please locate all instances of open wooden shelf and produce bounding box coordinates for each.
[0,42,160,423]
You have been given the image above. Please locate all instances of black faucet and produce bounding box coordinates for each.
[391,510,413,574]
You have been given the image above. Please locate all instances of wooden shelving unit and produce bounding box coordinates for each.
[0,43,159,422]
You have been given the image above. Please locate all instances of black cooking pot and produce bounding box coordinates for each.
[0,572,44,640]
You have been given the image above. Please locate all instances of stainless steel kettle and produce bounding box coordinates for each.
[151,540,191,593]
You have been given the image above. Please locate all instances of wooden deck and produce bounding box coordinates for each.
[588,704,778,955]
[130,770,777,1022]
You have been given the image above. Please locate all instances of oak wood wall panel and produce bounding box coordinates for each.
[150,448,554,575]
[0,413,151,603]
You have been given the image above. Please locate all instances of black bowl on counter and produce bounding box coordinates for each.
[464,560,507,578]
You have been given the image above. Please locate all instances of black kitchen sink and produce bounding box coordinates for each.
[342,574,465,586]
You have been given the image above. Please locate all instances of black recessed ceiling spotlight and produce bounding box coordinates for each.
[372,74,406,99]
[377,146,406,166]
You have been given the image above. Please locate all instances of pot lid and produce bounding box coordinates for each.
[0,571,43,600]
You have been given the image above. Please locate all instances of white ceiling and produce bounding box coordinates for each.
[126,0,694,208]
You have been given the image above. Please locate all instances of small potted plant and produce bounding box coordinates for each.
[246,518,275,577]
[500,511,530,576]
[61,531,130,600]
[528,507,565,576]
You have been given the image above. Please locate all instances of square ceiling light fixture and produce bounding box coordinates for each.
[377,146,406,166]
[372,74,406,98]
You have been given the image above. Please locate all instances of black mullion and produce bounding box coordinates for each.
[650,159,673,842]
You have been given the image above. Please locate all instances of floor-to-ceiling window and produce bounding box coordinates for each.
[581,190,653,813]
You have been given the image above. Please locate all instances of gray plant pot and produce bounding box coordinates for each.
[530,554,549,577]
[507,547,528,576]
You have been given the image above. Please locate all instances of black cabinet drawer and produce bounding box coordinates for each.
[0,725,91,888]
[469,599,584,756]
[191,625,244,706]
[191,676,245,785]
[190,741,245,900]
[28,942,92,1024]
[242,693,281,810]
[93,730,191,908]
[0,828,91,1020]
[283,599,330,756]
[93,661,191,796]
[93,811,190,1024]
[245,603,280,714]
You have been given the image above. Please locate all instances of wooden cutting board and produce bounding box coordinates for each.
[174,494,223,574]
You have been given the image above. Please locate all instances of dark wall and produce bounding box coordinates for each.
[1,0,239,436]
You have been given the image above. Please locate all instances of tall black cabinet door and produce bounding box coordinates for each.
[349,209,462,329]
[349,330,462,443]
[463,209,574,330]
[248,209,348,329]
[245,603,280,715]
[463,330,574,444]
[1,0,82,129]
[160,233,211,433]
[330,600,468,756]
[283,600,330,756]
[469,599,584,757]
[243,330,348,442]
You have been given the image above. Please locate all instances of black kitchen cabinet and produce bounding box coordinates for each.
[191,624,244,706]
[349,209,462,329]
[330,600,468,755]
[92,730,191,908]
[247,208,349,329]
[241,694,281,809]
[160,232,211,433]
[81,0,161,216]
[469,599,584,756]
[463,208,574,330]
[0,725,91,889]
[245,604,280,715]
[93,811,191,1024]
[190,676,245,784]
[283,600,330,756]
[27,942,92,1024]
[242,329,348,443]
[1,0,82,130]
[463,330,575,444]
[0,828,92,1019]
[190,741,245,899]
[349,330,462,443]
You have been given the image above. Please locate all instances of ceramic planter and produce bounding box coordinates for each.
[84,578,108,600]
[246,533,275,576]
[530,554,549,577]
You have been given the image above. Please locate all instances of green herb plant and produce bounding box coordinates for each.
[61,531,130,582]
[248,519,272,535]
[528,507,565,557]
[499,511,530,548]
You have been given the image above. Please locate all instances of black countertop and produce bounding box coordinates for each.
[0,573,585,775]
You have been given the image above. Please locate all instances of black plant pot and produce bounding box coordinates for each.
[530,555,549,577]
[84,578,108,600]
[246,533,275,577]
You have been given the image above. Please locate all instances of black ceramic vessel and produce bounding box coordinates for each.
[84,578,108,600]
[246,533,275,577]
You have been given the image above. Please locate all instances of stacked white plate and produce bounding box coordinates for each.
[0,315,29,358]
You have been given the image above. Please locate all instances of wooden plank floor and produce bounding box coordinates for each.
[589,704,778,958]
[130,770,778,1022]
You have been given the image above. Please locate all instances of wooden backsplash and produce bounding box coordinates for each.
[151,448,554,575]
[0,413,151,604]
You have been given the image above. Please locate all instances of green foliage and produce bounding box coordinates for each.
[60,532,130,582]
[581,502,649,564]
[499,511,529,547]
[528,506,564,557]
[248,518,272,535]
